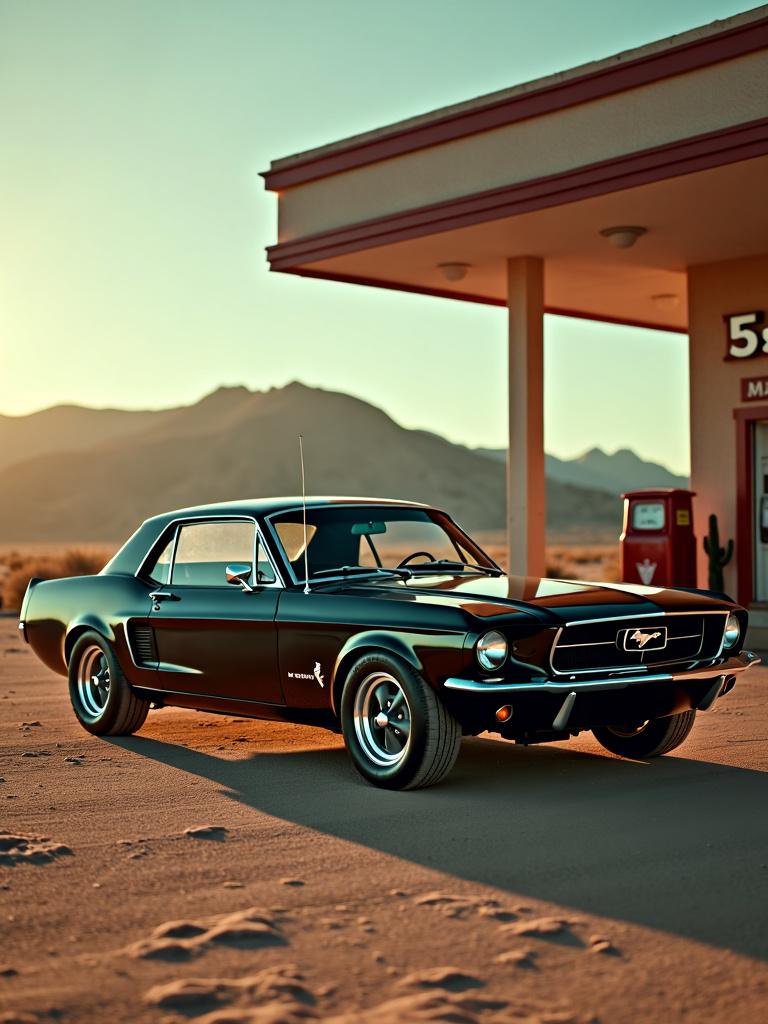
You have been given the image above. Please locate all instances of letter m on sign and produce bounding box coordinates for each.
[741,378,768,402]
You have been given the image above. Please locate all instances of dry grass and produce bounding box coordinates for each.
[476,533,620,583]
[544,545,620,583]
[0,546,114,612]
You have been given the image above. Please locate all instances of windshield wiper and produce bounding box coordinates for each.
[406,559,502,577]
[308,566,412,586]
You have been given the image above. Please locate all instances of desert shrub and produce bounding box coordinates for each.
[59,549,109,576]
[599,551,620,583]
[0,550,25,572]
[546,544,620,583]
[1,550,110,612]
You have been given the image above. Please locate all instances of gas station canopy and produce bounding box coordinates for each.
[263,9,768,333]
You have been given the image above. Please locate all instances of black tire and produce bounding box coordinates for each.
[339,652,461,790]
[592,710,696,758]
[68,631,150,737]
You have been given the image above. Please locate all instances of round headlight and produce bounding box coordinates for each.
[476,630,508,671]
[723,612,741,649]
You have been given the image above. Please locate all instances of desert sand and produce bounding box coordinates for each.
[1,615,767,1023]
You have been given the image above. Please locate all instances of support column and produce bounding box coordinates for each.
[506,256,545,578]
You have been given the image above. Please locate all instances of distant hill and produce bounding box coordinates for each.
[0,383,624,542]
[0,404,170,473]
[478,446,689,495]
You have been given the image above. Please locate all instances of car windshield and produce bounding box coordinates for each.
[269,506,496,582]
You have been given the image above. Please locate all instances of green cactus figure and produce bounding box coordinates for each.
[703,513,733,592]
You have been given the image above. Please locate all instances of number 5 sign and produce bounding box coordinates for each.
[725,311,768,359]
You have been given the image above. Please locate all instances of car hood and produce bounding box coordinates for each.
[341,573,732,624]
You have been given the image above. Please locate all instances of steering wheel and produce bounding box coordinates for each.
[397,550,437,568]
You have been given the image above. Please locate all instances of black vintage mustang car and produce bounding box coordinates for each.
[19,497,757,789]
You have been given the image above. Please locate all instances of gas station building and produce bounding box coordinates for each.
[263,8,768,632]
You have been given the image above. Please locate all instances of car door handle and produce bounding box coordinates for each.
[149,590,179,603]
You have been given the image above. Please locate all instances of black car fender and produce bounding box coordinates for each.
[23,574,144,676]
[64,615,119,667]
[329,629,465,714]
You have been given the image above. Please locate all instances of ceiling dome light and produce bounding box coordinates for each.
[599,226,647,249]
[437,262,471,282]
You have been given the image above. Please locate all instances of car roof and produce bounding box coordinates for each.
[153,496,430,521]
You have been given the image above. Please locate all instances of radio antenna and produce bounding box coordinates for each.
[298,434,311,594]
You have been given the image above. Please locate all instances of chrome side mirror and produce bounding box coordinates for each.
[225,563,254,592]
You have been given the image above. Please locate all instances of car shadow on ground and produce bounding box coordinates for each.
[112,729,768,961]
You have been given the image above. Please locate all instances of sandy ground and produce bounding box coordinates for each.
[1,617,767,1024]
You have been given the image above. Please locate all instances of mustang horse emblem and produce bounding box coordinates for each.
[629,628,662,649]
[313,662,325,688]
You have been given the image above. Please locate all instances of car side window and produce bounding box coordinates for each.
[147,536,175,584]
[171,521,255,587]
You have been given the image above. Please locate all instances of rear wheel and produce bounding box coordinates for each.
[68,631,150,736]
[592,710,696,758]
[340,653,461,790]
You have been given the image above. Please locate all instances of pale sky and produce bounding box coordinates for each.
[0,0,751,475]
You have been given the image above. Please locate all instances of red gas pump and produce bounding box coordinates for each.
[620,488,697,588]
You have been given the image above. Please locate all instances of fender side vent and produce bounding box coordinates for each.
[130,624,158,667]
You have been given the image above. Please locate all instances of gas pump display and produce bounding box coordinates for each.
[632,502,666,531]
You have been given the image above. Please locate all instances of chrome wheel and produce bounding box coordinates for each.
[353,671,412,768]
[76,644,111,722]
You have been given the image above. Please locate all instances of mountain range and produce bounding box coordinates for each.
[477,447,688,495]
[0,384,686,542]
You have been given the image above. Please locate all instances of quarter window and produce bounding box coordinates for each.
[256,534,277,584]
[147,536,174,584]
[171,521,255,587]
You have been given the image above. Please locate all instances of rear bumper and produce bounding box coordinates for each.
[442,650,760,738]
[444,650,760,695]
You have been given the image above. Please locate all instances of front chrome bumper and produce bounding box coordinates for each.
[443,650,760,695]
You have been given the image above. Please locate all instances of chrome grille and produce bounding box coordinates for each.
[129,623,157,667]
[550,613,727,675]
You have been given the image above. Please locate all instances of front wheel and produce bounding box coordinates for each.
[592,710,696,758]
[340,653,461,790]
[68,631,150,736]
